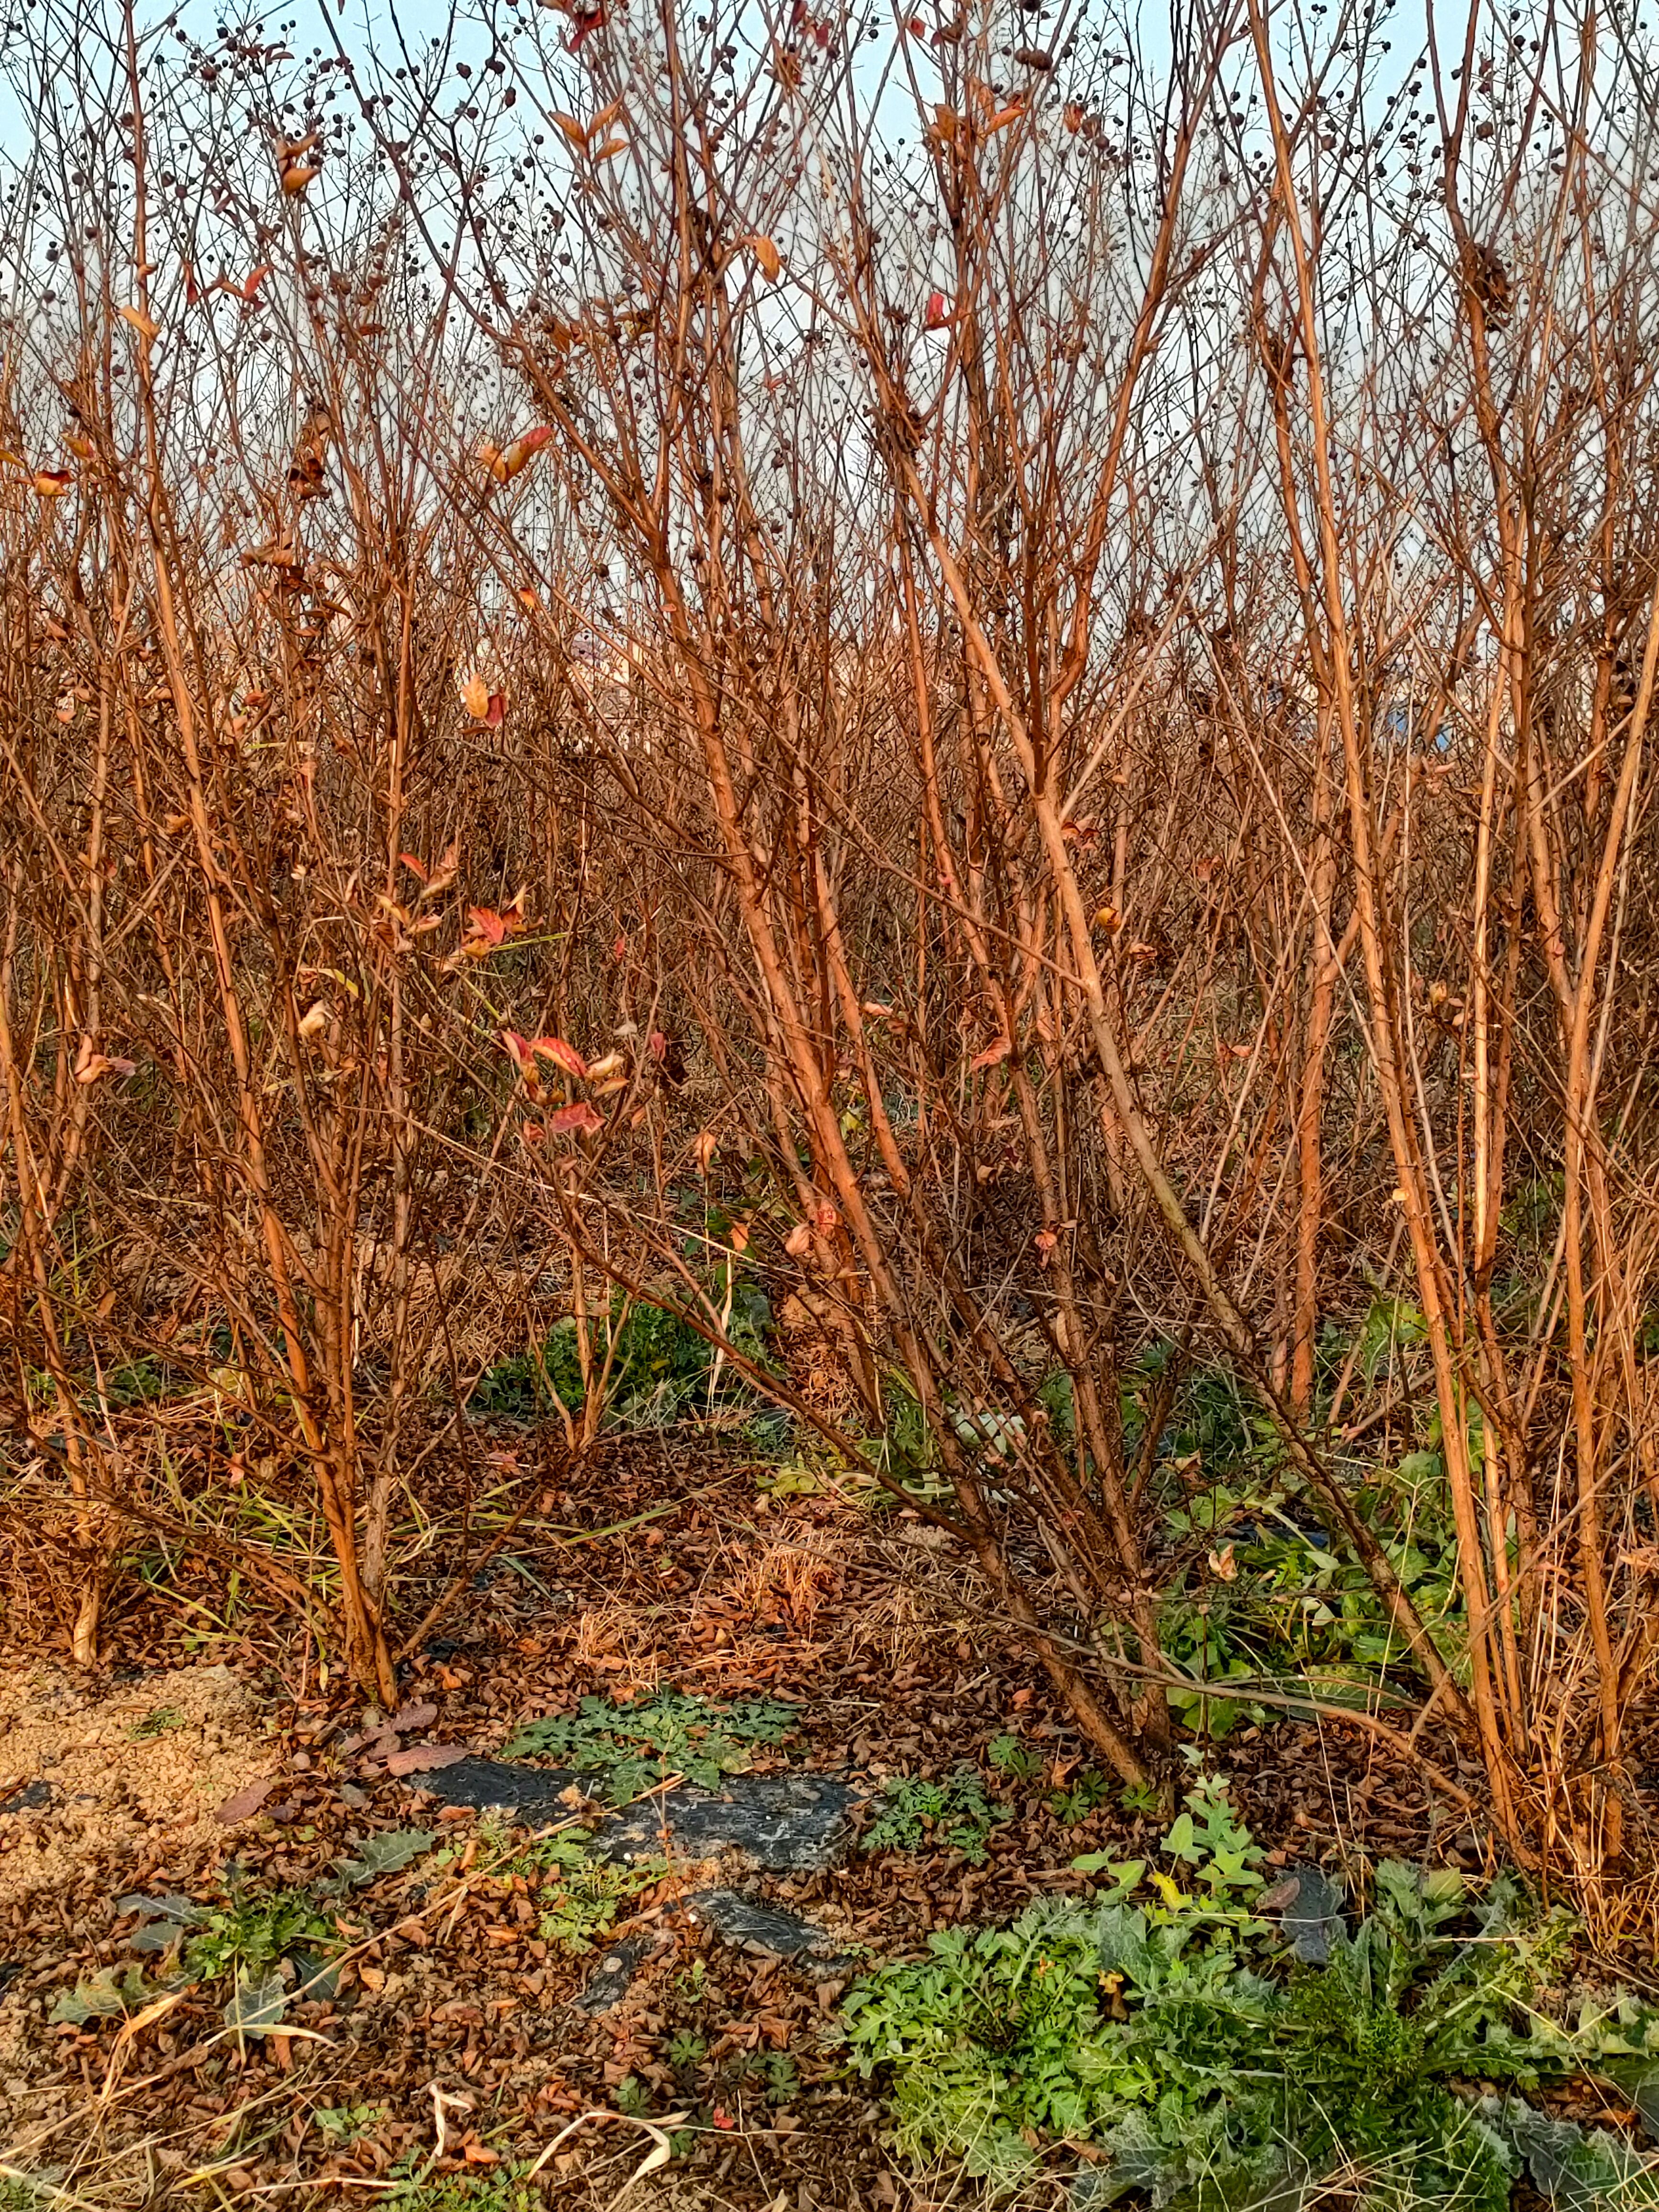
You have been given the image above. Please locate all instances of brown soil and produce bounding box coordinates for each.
[0,1658,276,1912]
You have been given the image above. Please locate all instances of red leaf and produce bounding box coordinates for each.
[531,1035,588,1079]
[648,1029,668,1061]
[925,290,952,330]
[500,1030,535,1077]
[214,1775,276,1825]
[486,690,506,726]
[385,1742,470,1777]
[470,907,509,948]
[712,2107,736,2131]
[399,851,428,882]
[547,1100,603,1135]
[970,1036,1012,1071]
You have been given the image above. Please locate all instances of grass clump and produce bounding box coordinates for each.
[502,1687,796,1800]
[843,1779,1659,2206]
[862,1768,1009,1865]
[471,1280,773,1426]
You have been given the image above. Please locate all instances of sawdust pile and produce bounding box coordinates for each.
[0,1659,276,1910]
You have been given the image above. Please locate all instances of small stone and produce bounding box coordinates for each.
[409,1758,860,1872]
[1263,1864,1346,1963]
[0,1781,51,1815]
[339,1783,370,1810]
[686,1889,844,1960]
[573,1937,645,2014]
[597,1773,859,1873]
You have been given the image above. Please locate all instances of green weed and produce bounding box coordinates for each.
[532,1835,661,1953]
[312,2102,386,2146]
[471,1280,773,1426]
[184,1889,336,1985]
[1159,1451,1471,1736]
[502,1687,796,1800]
[126,1704,185,1740]
[1049,1770,1116,1826]
[844,1781,1659,2206]
[863,1769,1009,1865]
[97,1355,173,1407]
[47,1964,157,2025]
[442,1824,664,1953]
[382,2170,541,2212]
[985,1733,1044,1784]
[117,1881,339,1991]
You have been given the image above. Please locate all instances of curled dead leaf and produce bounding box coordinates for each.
[499,425,552,480]
[744,233,783,281]
[74,1038,138,1084]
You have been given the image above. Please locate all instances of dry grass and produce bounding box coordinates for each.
[849,1528,991,1673]
[726,1532,838,1632]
